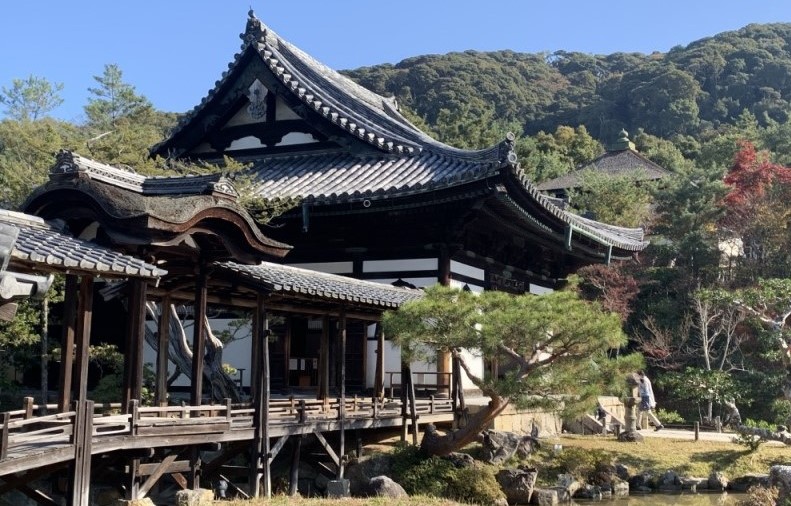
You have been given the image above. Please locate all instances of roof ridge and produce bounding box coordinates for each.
[51,150,240,197]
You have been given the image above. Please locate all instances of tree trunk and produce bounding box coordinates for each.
[420,395,509,456]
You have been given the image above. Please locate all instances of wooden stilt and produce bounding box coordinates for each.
[289,435,302,496]
[373,322,384,400]
[155,296,171,407]
[338,307,346,479]
[73,277,94,405]
[249,295,270,498]
[190,265,208,407]
[407,367,418,445]
[57,275,78,412]
[317,315,329,400]
[400,361,408,443]
[70,400,93,506]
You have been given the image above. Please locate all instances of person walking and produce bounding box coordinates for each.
[637,370,664,431]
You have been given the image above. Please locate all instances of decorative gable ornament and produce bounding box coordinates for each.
[247,79,268,120]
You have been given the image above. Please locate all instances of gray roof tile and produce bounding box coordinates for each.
[0,210,166,279]
[217,261,422,308]
[537,149,671,191]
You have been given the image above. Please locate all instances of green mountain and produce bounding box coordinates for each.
[344,23,791,144]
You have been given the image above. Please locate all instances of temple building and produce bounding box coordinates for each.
[537,129,672,200]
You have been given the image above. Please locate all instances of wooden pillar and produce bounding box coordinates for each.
[317,315,329,400]
[373,322,385,400]
[437,247,452,392]
[288,435,302,496]
[73,277,94,405]
[70,399,94,506]
[338,307,346,479]
[249,295,271,498]
[155,296,171,407]
[57,275,78,412]
[123,279,147,410]
[190,265,208,407]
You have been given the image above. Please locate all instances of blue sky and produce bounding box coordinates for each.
[2,0,791,122]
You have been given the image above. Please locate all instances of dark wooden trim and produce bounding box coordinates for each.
[338,307,346,479]
[58,275,78,412]
[374,322,384,400]
[317,315,329,400]
[131,280,148,404]
[156,296,171,406]
[190,265,208,406]
[74,277,94,405]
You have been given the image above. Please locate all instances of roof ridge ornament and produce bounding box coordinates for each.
[499,132,518,166]
[242,9,270,48]
[52,149,81,174]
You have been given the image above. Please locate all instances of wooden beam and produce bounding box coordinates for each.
[190,265,208,407]
[70,400,93,506]
[58,275,78,412]
[374,322,384,400]
[249,295,270,498]
[156,296,171,406]
[138,453,178,498]
[268,434,290,464]
[338,307,347,479]
[317,315,329,400]
[312,430,339,468]
[131,280,148,404]
[288,435,302,496]
[73,277,94,405]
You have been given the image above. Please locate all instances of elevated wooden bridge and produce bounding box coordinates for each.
[0,394,454,504]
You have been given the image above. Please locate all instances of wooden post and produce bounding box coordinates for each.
[318,315,329,400]
[400,362,408,443]
[289,435,302,496]
[407,367,418,445]
[249,295,271,498]
[74,277,94,405]
[155,296,171,407]
[23,397,33,419]
[58,275,78,412]
[694,421,700,441]
[122,280,147,410]
[338,307,347,479]
[374,322,385,400]
[70,399,94,506]
[190,265,208,407]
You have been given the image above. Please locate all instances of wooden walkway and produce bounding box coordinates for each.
[0,395,454,481]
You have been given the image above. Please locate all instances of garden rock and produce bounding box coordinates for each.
[344,454,393,497]
[769,465,791,501]
[656,470,682,491]
[482,430,539,464]
[611,480,629,497]
[707,470,729,491]
[617,430,644,442]
[530,487,558,505]
[680,477,707,491]
[496,466,537,505]
[368,476,408,498]
[444,451,476,468]
[556,473,583,497]
[614,463,630,481]
[628,471,655,491]
[573,484,603,500]
[730,473,769,492]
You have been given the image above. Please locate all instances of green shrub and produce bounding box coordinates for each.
[538,446,614,485]
[389,444,504,504]
[771,399,791,426]
[655,408,684,424]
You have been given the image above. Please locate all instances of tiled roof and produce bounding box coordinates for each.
[0,210,166,279]
[217,261,423,308]
[152,12,647,255]
[536,149,671,191]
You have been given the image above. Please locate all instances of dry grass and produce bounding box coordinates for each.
[550,433,788,478]
[224,496,464,506]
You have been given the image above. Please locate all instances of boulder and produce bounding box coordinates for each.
[344,454,393,497]
[614,463,630,481]
[617,430,644,443]
[482,430,539,464]
[769,465,791,501]
[611,480,629,497]
[556,473,583,497]
[174,489,214,506]
[368,476,408,498]
[530,487,558,505]
[496,467,537,505]
[707,470,729,491]
[656,470,682,491]
[444,452,476,468]
[730,473,769,492]
[573,484,603,500]
[628,471,655,491]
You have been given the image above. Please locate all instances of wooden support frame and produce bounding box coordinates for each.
[338,307,347,479]
[317,315,329,400]
[122,279,147,409]
[74,277,94,405]
[249,295,271,498]
[190,264,208,407]
[155,295,171,406]
[373,322,384,400]
[57,275,78,412]
[289,435,302,496]
[70,400,94,506]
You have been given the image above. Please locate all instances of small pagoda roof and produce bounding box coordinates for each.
[151,12,648,256]
[23,151,292,263]
[537,130,671,192]
[216,261,422,309]
[0,210,165,279]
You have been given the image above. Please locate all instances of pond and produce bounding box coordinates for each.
[571,492,744,505]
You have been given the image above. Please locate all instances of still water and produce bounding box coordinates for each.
[571,492,743,505]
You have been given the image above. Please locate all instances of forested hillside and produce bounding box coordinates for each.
[345,23,791,147]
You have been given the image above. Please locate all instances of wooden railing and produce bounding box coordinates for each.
[387,371,452,398]
[0,394,454,471]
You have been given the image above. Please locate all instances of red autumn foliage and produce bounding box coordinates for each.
[722,141,791,210]
[576,263,640,323]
